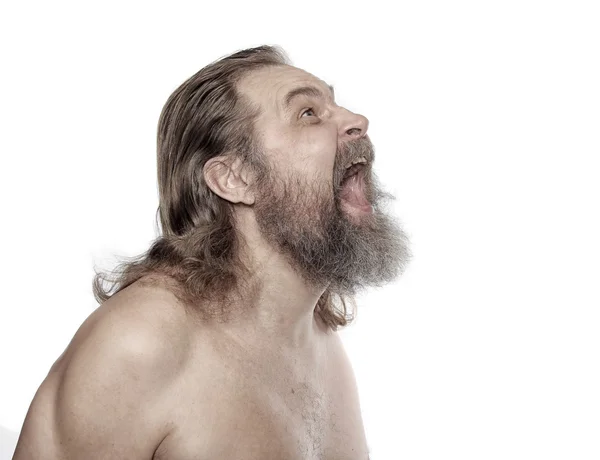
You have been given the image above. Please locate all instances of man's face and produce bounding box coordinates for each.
[239,65,410,295]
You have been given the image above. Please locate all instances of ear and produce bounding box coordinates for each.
[203,154,255,205]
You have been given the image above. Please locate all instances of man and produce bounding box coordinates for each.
[14,45,410,459]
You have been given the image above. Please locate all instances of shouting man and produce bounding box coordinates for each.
[14,45,410,459]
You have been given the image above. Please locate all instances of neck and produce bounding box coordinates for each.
[218,210,332,352]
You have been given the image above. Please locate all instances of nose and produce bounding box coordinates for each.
[338,109,369,141]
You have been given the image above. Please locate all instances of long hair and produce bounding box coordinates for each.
[92,45,356,330]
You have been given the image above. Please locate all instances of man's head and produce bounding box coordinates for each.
[94,45,410,330]
[203,64,410,298]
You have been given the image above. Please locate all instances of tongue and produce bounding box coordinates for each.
[340,173,370,207]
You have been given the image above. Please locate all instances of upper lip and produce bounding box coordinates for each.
[343,156,368,170]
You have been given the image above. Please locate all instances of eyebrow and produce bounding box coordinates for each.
[282,84,336,112]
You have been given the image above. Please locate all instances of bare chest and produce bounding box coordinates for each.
[153,336,369,460]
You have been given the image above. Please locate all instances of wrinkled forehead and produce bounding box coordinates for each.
[238,65,334,117]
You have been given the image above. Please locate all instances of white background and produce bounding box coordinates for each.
[1,0,599,458]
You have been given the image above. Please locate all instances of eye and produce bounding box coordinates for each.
[300,107,316,118]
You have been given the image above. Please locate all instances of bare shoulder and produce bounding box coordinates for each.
[329,331,358,381]
[13,277,192,459]
[55,275,192,377]
[326,331,371,457]
[329,330,367,410]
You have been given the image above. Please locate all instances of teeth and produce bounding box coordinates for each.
[344,156,367,169]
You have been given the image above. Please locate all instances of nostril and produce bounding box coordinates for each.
[346,128,361,136]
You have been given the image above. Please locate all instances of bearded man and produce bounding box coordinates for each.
[14,45,410,460]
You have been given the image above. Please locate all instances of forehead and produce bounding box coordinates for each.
[238,65,333,116]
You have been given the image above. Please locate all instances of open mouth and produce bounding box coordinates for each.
[340,163,372,214]
[342,163,366,182]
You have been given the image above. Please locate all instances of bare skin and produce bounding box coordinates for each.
[15,64,409,458]
[14,279,369,459]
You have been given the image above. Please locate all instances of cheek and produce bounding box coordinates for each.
[304,135,337,169]
[284,129,338,179]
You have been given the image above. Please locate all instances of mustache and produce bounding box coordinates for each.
[339,136,375,167]
[334,137,375,189]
